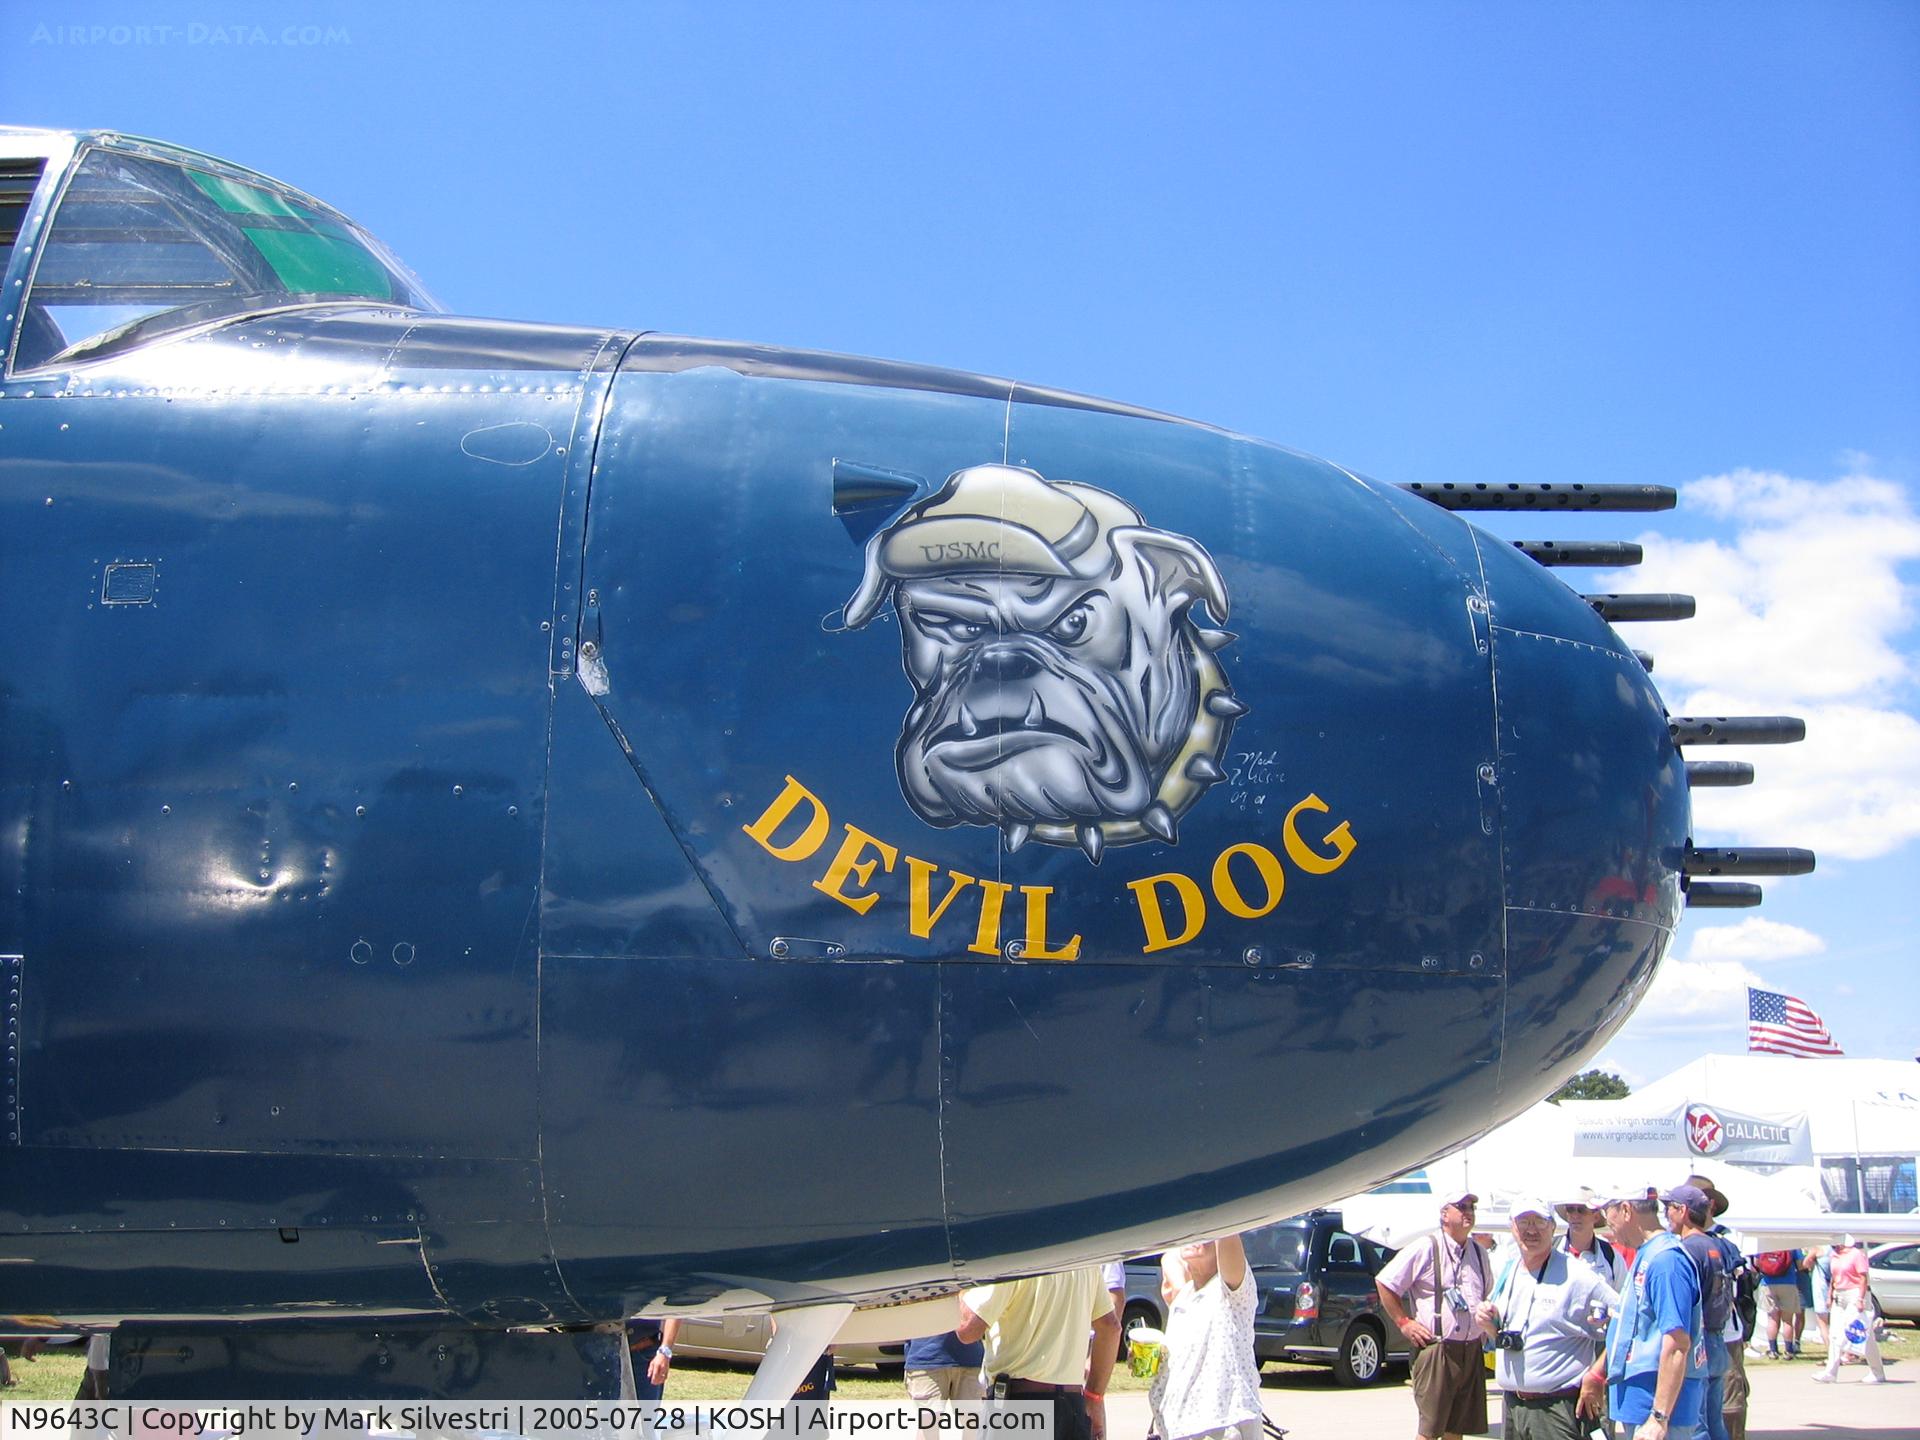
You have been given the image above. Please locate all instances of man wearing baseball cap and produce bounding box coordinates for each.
[1377,1192,1492,1440]
[1581,1185,1709,1440]
[1687,1174,1751,1440]
[1474,1197,1617,1440]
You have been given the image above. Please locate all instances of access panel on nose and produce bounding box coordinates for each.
[573,364,1021,962]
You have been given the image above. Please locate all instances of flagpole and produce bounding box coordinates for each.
[1851,1095,1863,1211]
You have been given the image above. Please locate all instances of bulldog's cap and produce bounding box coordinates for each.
[843,465,1141,628]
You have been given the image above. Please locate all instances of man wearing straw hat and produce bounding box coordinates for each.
[1554,1189,1626,1435]
[1557,1188,1629,1293]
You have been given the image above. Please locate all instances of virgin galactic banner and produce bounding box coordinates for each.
[1572,1100,1812,1167]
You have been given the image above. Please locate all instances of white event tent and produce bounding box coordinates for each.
[1335,1054,1920,1250]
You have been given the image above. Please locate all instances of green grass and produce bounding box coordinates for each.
[3,1348,84,1403]
[1740,1323,1913,1367]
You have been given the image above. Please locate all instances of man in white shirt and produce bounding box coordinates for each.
[1556,1189,1628,1293]
[1477,1197,1617,1440]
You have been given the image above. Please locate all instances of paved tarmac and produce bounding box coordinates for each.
[1100,1346,1914,1440]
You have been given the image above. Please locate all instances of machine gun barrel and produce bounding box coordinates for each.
[1512,540,1645,567]
[1683,847,1817,877]
[1686,760,1755,787]
[1585,593,1695,622]
[1400,482,1676,511]
[1669,716,1807,746]
[1686,882,1763,908]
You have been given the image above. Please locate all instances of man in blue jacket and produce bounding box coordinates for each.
[1581,1184,1709,1440]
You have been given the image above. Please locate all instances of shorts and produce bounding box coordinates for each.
[907,1368,987,1404]
[1411,1338,1489,1437]
[1762,1282,1803,1317]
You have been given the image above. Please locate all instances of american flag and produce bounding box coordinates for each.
[1748,987,1844,1057]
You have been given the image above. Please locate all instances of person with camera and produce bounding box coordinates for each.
[1376,1191,1493,1440]
[1473,1197,1617,1440]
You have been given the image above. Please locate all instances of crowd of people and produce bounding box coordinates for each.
[1368,1174,1889,1440]
[617,1171,1893,1440]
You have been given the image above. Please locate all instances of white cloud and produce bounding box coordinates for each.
[1626,957,1763,1029]
[1680,917,1826,965]
[1609,468,1920,861]
[1608,928,1829,1052]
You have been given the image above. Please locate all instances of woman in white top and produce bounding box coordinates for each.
[1150,1234,1265,1440]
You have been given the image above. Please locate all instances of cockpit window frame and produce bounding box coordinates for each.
[0,131,77,382]
[0,132,439,381]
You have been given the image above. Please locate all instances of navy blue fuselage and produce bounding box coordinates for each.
[0,154,1687,1330]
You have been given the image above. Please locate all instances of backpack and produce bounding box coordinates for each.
[1755,1250,1792,1278]
[1732,1258,1760,1340]
[1681,1233,1736,1335]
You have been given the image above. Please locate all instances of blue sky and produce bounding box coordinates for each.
[7,0,1916,1085]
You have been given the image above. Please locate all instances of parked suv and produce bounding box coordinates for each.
[1120,1210,1410,1386]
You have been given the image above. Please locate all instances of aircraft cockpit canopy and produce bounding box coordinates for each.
[13,144,435,372]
